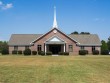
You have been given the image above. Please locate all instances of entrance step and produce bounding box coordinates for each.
[52,55,59,56]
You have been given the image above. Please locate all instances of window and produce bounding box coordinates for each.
[25,46,29,49]
[69,45,73,52]
[81,46,84,50]
[37,45,42,51]
[14,46,18,51]
[92,46,95,52]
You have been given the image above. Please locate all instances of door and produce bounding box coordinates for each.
[49,45,61,54]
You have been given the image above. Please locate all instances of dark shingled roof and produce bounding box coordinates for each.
[8,34,101,46]
[8,34,42,46]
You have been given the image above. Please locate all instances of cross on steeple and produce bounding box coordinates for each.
[53,6,58,28]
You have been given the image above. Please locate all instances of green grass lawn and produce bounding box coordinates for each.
[0,55,110,83]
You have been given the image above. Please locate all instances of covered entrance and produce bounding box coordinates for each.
[49,44,61,54]
[45,44,65,55]
[44,36,66,55]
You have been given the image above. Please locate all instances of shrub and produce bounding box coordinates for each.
[46,52,52,55]
[79,50,88,55]
[23,49,31,55]
[59,52,69,55]
[38,51,42,55]
[64,52,69,55]
[59,52,64,55]
[101,50,109,55]
[18,50,22,54]
[92,50,99,55]
[40,51,45,56]
[1,48,9,55]
[32,51,37,55]
[85,50,88,54]
[12,50,18,54]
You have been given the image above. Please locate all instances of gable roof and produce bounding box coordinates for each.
[8,31,101,46]
[68,34,101,46]
[8,34,42,46]
[31,28,78,43]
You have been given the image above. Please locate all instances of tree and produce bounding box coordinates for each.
[0,41,8,53]
[80,32,90,34]
[101,40,108,51]
[101,40,109,55]
[80,32,85,34]
[84,32,90,34]
[107,36,110,50]
[71,31,79,34]
[71,31,90,35]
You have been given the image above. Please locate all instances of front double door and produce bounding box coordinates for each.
[49,45,61,54]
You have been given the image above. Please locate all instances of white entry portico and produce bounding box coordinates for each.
[44,36,66,55]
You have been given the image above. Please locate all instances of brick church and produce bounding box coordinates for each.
[8,7,101,55]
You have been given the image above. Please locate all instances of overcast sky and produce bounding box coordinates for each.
[0,0,110,41]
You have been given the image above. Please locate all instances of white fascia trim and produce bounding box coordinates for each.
[30,28,58,44]
[30,34,44,45]
[44,35,67,43]
[77,44,102,46]
[55,28,79,43]
[9,45,31,47]
[30,28,79,44]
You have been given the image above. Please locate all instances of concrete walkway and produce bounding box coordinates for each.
[52,55,59,56]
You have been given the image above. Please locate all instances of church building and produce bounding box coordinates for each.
[8,7,101,55]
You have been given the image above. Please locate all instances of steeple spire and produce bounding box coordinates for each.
[53,6,58,28]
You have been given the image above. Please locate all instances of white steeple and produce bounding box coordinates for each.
[53,6,58,28]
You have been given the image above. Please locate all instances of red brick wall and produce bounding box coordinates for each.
[34,29,78,53]
[9,29,101,55]
[9,46,31,54]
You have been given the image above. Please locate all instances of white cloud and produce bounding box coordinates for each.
[0,1,3,5]
[2,3,13,10]
[0,1,13,10]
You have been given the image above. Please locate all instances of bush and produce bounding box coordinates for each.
[23,49,31,55]
[1,48,9,55]
[32,51,37,55]
[12,50,17,54]
[85,50,88,54]
[79,50,88,55]
[40,51,45,56]
[18,50,22,54]
[38,51,42,55]
[64,52,69,55]
[46,52,52,55]
[59,52,69,55]
[59,52,64,55]
[92,50,99,55]
[101,50,109,55]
